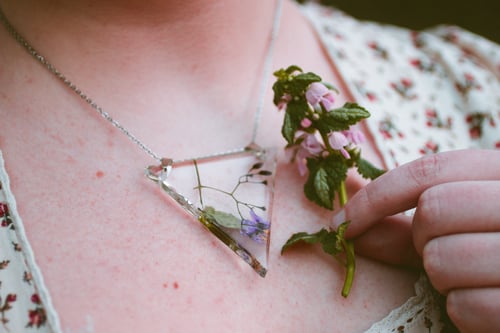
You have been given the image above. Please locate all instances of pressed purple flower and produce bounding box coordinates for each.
[241,210,270,243]
[328,132,350,159]
[305,82,335,111]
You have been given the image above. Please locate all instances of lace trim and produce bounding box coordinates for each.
[0,151,63,333]
[364,274,444,332]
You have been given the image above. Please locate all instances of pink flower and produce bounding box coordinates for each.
[277,94,292,111]
[306,82,335,111]
[300,118,312,128]
[301,133,323,155]
[328,132,350,159]
[343,129,365,145]
[288,133,324,176]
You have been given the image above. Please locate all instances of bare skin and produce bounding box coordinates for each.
[0,0,419,332]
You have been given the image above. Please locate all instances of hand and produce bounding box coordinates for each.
[333,149,500,333]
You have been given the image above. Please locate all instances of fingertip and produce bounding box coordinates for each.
[331,208,346,230]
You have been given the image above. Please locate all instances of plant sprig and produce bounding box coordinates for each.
[273,65,384,297]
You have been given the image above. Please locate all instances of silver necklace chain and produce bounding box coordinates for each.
[0,1,283,163]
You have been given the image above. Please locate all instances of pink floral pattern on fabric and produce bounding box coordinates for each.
[304,4,500,170]
[0,178,51,332]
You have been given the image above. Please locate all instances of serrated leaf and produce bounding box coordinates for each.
[281,100,308,144]
[313,168,332,209]
[356,158,385,180]
[303,156,349,210]
[281,112,297,144]
[202,206,241,229]
[281,224,350,257]
[294,72,322,83]
[304,163,334,210]
[333,102,371,121]
[281,228,329,254]
[317,102,371,134]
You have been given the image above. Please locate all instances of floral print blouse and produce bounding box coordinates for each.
[0,3,499,332]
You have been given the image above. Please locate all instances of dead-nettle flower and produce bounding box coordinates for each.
[328,131,351,159]
[272,65,385,297]
[288,132,324,176]
[305,82,336,111]
[328,129,366,160]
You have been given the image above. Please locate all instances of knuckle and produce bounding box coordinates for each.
[354,185,382,217]
[415,186,444,228]
[406,154,442,189]
[413,186,447,253]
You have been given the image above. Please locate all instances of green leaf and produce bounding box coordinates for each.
[316,102,371,134]
[272,66,306,105]
[281,223,350,256]
[320,231,342,255]
[281,228,329,254]
[356,158,386,180]
[294,72,322,84]
[281,112,298,144]
[304,163,335,210]
[313,168,332,209]
[202,206,241,229]
[303,155,349,210]
[287,73,321,97]
[281,100,308,144]
[285,65,303,75]
[272,79,287,105]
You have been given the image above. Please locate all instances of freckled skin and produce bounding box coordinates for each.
[0,1,418,332]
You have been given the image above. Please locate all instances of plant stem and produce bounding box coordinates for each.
[341,239,356,297]
[193,160,204,208]
[338,180,348,207]
[338,181,355,297]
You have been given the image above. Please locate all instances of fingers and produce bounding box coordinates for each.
[333,149,500,237]
[353,215,421,267]
[422,233,500,294]
[413,181,500,255]
[447,288,500,333]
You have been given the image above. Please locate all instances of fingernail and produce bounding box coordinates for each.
[332,209,346,229]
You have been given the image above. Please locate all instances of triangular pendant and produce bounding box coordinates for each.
[145,145,277,277]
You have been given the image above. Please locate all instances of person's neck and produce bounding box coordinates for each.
[1,0,276,26]
[1,0,278,75]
